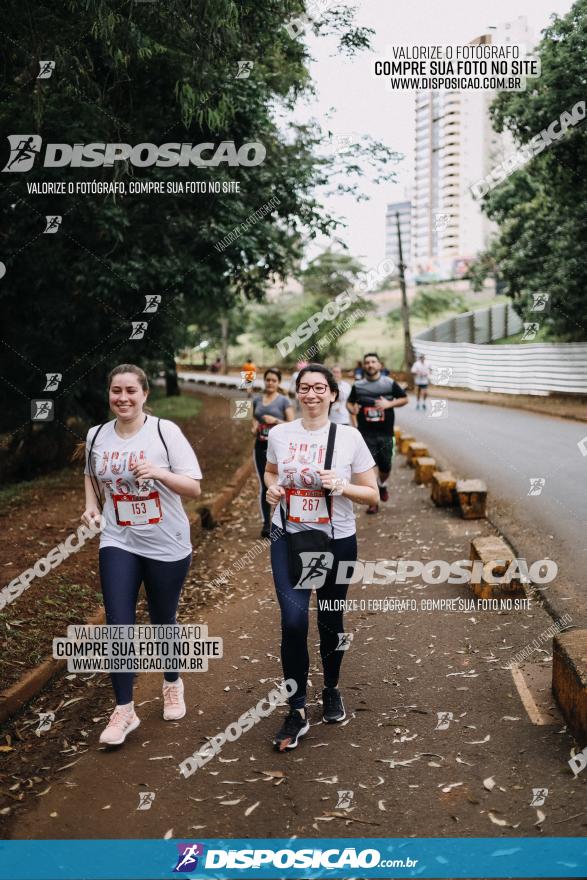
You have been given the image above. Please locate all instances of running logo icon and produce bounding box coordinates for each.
[144,294,161,313]
[294,551,334,590]
[528,477,546,496]
[37,60,55,79]
[129,321,148,340]
[31,400,54,421]
[2,135,42,172]
[43,373,62,391]
[44,216,62,234]
[530,787,548,807]
[173,843,205,873]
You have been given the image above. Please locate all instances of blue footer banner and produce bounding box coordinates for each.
[0,838,586,879]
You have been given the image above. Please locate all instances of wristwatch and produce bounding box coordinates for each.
[329,478,349,496]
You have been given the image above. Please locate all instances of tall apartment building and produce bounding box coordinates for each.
[385,200,411,274]
[411,16,534,279]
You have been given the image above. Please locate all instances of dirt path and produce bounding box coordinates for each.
[3,450,586,846]
[0,389,253,691]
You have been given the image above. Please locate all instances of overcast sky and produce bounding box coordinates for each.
[295,0,575,270]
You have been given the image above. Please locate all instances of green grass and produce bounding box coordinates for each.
[492,324,553,345]
[149,387,202,422]
[0,468,75,511]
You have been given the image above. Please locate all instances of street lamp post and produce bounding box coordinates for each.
[396,211,414,371]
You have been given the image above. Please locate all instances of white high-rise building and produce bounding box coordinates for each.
[411,16,534,279]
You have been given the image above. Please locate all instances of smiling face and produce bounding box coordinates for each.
[296,371,336,419]
[108,372,148,422]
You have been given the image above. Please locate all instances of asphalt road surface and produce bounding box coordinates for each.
[397,398,587,626]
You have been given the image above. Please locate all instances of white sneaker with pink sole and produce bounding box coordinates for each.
[99,705,140,746]
[163,678,186,720]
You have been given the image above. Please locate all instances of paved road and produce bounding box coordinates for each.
[397,397,587,625]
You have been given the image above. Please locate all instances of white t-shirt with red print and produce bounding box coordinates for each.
[85,416,202,562]
[266,419,375,539]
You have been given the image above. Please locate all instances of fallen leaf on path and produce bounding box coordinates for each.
[257,770,286,779]
[163,829,173,839]
[245,802,260,816]
[220,798,243,806]
[441,782,463,793]
[464,735,490,745]
[535,810,546,826]
[378,800,386,811]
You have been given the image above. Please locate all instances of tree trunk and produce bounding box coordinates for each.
[165,358,180,397]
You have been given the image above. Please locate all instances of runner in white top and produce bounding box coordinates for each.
[329,364,352,426]
[265,364,378,751]
[82,364,202,747]
[411,353,431,410]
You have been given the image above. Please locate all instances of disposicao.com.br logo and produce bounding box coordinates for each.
[191,845,417,871]
[2,135,266,172]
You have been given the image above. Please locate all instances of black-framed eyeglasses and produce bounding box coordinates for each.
[298,383,329,394]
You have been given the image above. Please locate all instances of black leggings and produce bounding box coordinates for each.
[270,526,357,709]
[99,546,191,704]
[253,441,271,529]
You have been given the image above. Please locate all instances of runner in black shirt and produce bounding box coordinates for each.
[347,352,408,514]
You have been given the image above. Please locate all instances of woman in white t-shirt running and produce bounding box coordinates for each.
[82,364,202,747]
[265,364,379,751]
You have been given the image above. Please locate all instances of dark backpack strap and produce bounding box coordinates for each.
[279,422,338,537]
[87,423,106,511]
[324,422,337,536]
[157,418,171,465]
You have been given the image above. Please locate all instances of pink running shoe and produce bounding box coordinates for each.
[99,706,140,746]
[163,678,186,721]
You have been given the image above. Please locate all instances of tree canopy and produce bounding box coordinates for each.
[0,0,398,473]
[471,0,587,340]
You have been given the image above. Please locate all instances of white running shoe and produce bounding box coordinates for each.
[163,678,186,721]
[99,706,140,746]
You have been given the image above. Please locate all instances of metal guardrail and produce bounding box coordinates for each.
[414,303,587,396]
[416,302,523,344]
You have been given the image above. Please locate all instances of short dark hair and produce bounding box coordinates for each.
[363,352,380,362]
[264,367,282,382]
[295,363,339,405]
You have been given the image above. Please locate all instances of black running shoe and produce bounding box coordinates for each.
[379,485,389,502]
[322,687,346,723]
[366,504,379,515]
[273,708,310,752]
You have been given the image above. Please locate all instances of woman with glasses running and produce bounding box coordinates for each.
[251,368,294,538]
[264,364,379,751]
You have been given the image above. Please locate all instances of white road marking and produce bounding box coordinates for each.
[510,665,550,725]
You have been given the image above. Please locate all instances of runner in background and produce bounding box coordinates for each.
[329,365,352,426]
[353,360,364,380]
[411,353,431,410]
[241,355,257,387]
[82,364,202,747]
[265,364,378,751]
[251,368,294,538]
[347,352,408,514]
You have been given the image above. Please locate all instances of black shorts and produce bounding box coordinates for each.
[363,432,394,473]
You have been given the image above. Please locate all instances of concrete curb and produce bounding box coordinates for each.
[0,455,255,727]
